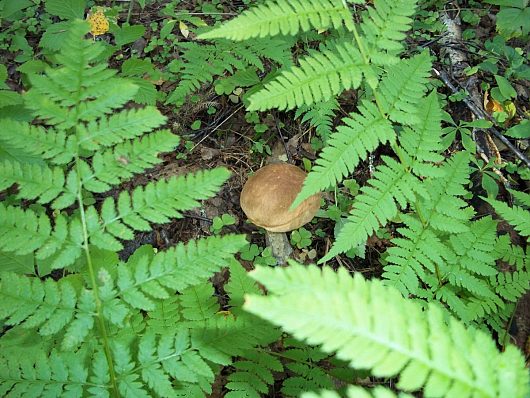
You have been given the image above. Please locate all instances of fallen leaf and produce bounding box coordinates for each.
[484,91,503,114]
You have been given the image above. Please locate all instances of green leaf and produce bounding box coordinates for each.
[505,120,530,138]
[496,7,530,38]
[114,24,146,46]
[0,251,34,274]
[198,0,354,41]
[0,0,32,20]
[45,0,86,20]
[482,173,499,198]
[245,263,530,398]
[495,75,517,99]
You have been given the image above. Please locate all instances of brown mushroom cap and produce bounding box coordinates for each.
[240,163,321,233]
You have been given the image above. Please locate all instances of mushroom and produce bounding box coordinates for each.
[240,162,321,264]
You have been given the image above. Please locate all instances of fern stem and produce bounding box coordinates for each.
[349,24,386,116]
[75,161,120,397]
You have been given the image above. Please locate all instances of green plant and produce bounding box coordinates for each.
[210,213,236,234]
[291,227,312,249]
[202,0,529,335]
[166,36,292,106]
[484,0,530,40]
[245,262,529,398]
[0,21,271,396]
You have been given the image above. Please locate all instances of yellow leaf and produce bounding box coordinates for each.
[179,21,189,38]
[504,101,516,119]
[483,91,503,114]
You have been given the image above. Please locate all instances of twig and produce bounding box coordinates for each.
[190,105,244,152]
[433,68,530,168]
[273,113,292,163]
[182,212,212,223]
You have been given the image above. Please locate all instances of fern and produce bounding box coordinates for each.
[293,52,431,208]
[280,338,335,396]
[198,0,355,40]
[0,160,65,204]
[247,39,375,111]
[486,190,530,238]
[494,271,530,302]
[495,234,527,270]
[166,38,292,106]
[0,348,98,397]
[0,119,74,165]
[302,386,414,398]
[245,262,530,398]
[294,102,394,207]
[295,98,339,142]
[0,21,272,397]
[202,0,420,111]
[360,0,419,62]
[322,157,422,261]
[321,92,443,260]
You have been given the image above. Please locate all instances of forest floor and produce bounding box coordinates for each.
[2,0,529,384]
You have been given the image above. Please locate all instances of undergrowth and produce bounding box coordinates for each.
[0,0,529,397]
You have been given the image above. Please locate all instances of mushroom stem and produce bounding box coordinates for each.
[265,231,293,265]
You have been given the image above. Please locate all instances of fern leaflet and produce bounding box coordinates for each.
[247,39,375,111]
[198,0,354,41]
[486,192,530,238]
[245,263,530,398]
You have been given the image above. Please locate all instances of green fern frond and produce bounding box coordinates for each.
[295,98,339,142]
[448,217,498,276]
[88,168,232,251]
[0,204,82,268]
[225,259,263,314]
[493,271,530,302]
[0,273,95,341]
[80,130,180,193]
[383,153,476,302]
[494,235,527,270]
[191,313,281,365]
[398,91,445,176]
[111,330,215,397]
[245,262,530,398]
[111,234,246,311]
[383,214,450,296]
[417,151,473,233]
[181,284,220,321]
[445,269,497,298]
[25,22,138,129]
[281,338,334,396]
[361,0,419,61]
[0,349,97,396]
[0,119,74,165]
[322,156,422,261]
[293,53,431,208]
[146,295,181,333]
[226,351,283,397]
[198,0,354,41]
[166,39,291,106]
[247,39,375,111]
[0,160,65,204]
[511,189,530,207]
[302,386,414,398]
[77,107,167,152]
[485,194,530,238]
[293,101,394,208]
[378,51,432,126]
